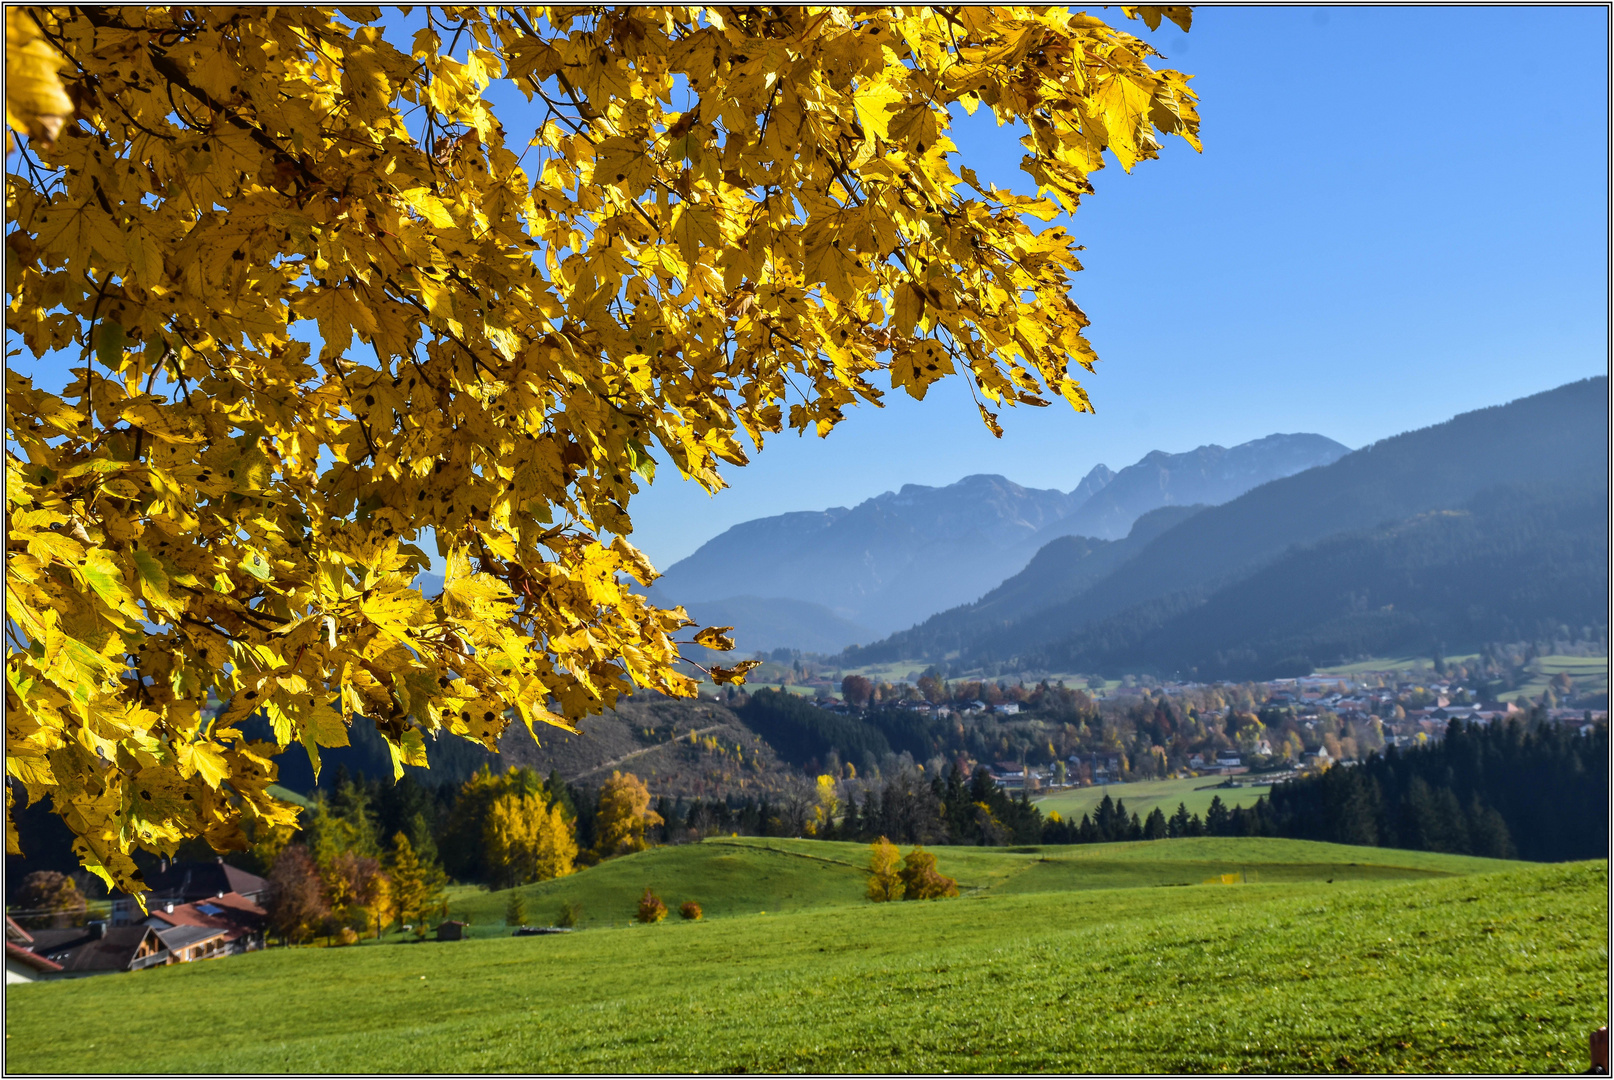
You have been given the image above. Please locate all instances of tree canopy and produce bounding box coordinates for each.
[4,5,1200,897]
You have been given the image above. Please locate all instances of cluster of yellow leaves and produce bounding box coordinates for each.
[4,5,1197,898]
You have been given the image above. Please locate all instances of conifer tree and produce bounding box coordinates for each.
[1143,807,1168,840]
[389,831,447,936]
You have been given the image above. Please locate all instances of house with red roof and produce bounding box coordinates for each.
[143,891,268,956]
[110,857,271,927]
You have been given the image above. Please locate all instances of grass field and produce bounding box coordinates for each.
[5,838,1603,1074]
[1035,774,1272,823]
[1513,656,1609,701]
[1312,653,1609,700]
[1315,655,1478,676]
[743,682,821,698]
[435,835,1518,932]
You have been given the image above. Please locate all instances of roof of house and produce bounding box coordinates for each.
[5,939,63,974]
[6,915,35,944]
[153,924,229,953]
[147,891,267,941]
[136,859,271,903]
[25,926,162,973]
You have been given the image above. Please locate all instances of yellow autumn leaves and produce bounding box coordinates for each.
[5,6,1198,898]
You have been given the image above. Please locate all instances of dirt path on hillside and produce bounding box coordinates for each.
[567,723,730,781]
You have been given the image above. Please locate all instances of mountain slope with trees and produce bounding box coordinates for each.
[852,378,1606,678]
[1013,378,1608,655]
[1024,484,1609,679]
[842,504,1205,665]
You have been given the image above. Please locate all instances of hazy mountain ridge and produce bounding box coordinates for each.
[1043,433,1350,542]
[650,432,1348,643]
[672,595,875,655]
[843,503,1207,665]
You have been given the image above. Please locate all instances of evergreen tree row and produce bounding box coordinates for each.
[1252,718,1607,860]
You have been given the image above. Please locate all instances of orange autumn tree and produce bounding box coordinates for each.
[593,770,662,858]
[4,6,1200,898]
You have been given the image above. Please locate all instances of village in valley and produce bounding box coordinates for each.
[726,647,1610,795]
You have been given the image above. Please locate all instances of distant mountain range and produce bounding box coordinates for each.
[1040,433,1351,542]
[649,432,1350,645]
[842,376,1610,679]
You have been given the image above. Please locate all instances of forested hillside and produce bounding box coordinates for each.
[1258,718,1608,862]
[843,504,1204,665]
[1025,484,1608,679]
[848,377,1608,680]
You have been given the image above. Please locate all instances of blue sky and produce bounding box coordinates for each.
[630,5,1610,565]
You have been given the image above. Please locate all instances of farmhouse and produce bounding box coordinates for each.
[152,924,232,963]
[21,923,168,978]
[437,920,469,941]
[144,891,268,955]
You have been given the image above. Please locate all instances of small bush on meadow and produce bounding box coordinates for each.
[637,888,668,923]
[679,901,703,921]
[557,900,583,928]
[898,847,958,901]
[504,892,527,927]
[336,927,360,946]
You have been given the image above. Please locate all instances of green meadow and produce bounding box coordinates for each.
[1315,655,1480,676]
[439,835,1515,932]
[7,837,1606,1074]
[1035,774,1271,823]
[1514,655,1609,701]
[1312,653,1609,700]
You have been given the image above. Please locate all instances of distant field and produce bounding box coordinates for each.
[1036,774,1271,822]
[1313,654,1609,700]
[831,661,1112,692]
[833,661,933,684]
[1316,655,1478,676]
[5,838,1603,1074]
[742,682,821,698]
[1514,655,1609,700]
[267,784,313,809]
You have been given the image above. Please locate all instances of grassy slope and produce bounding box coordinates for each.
[441,836,1514,932]
[5,851,1604,1074]
[1313,653,1609,698]
[1515,656,1609,700]
[1036,774,1272,821]
[1316,654,1479,676]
